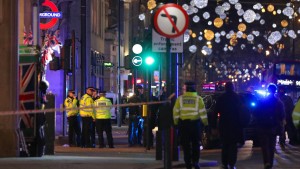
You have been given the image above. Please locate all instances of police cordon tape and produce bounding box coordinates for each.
[0,100,172,116]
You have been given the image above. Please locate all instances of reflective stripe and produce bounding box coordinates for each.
[180,112,199,117]
[195,96,200,110]
[294,111,300,117]
[174,108,180,113]
[200,115,207,119]
[179,97,183,108]
[198,108,206,113]
[181,107,197,111]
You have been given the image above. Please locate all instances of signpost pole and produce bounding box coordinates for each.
[153,2,189,168]
[165,38,172,169]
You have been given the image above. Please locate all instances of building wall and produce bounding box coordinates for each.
[0,0,19,157]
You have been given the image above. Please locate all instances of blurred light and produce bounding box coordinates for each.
[132,44,143,54]
[136,79,142,84]
[138,13,145,21]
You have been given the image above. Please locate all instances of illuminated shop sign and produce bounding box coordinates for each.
[39,0,61,30]
[277,79,294,86]
[39,12,62,18]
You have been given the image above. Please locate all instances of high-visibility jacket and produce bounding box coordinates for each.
[173,92,207,126]
[79,94,94,117]
[93,96,112,119]
[292,100,300,129]
[64,96,79,117]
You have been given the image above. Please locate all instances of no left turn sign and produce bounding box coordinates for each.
[153,3,189,38]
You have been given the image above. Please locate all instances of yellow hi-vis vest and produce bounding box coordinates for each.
[93,96,112,119]
[292,100,300,129]
[64,97,79,117]
[173,92,207,126]
[79,94,94,117]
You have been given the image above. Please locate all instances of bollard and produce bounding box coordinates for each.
[156,130,162,160]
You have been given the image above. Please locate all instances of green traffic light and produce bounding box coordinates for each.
[145,56,154,65]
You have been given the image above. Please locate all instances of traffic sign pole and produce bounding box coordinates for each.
[153,3,188,168]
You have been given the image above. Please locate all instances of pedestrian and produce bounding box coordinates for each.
[173,81,207,169]
[158,86,167,101]
[64,90,81,147]
[277,86,298,147]
[94,91,114,148]
[79,87,95,148]
[127,85,144,146]
[243,86,260,147]
[253,83,285,169]
[212,82,243,169]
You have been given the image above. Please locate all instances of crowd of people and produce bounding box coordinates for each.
[173,81,300,169]
[64,81,300,169]
[64,87,114,148]
[64,85,159,148]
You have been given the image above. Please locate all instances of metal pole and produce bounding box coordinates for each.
[80,0,86,94]
[117,0,122,127]
[165,38,172,169]
[146,68,151,150]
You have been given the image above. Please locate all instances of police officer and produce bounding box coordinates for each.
[79,87,95,148]
[277,86,298,146]
[94,91,114,148]
[128,85,144,146]
[64,90,81,147]
[213,82,243,169]
[173,81,207,169]
[292,99,300,144]
[254,84,285,169]
[90,89,99,148]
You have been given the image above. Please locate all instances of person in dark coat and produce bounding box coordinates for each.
[127,85,144,146]
[212,82,243,169]
[277,86,298,146]
[254,84,285,169]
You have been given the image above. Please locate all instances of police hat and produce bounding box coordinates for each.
[68,90,75,94]
[99,90,106,94]
[86,87,96,91]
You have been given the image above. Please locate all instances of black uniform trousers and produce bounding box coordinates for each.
[67,116,81,146]
[221,141,238,168]
[179,119,201,169]
[257,128,277,169]
[81,116,93,147]
[96,119,114,148]
[90,121,96,147]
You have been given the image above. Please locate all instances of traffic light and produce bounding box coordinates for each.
[145,55,155,65]
[124,55,131,70]
[142,51,156,69]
